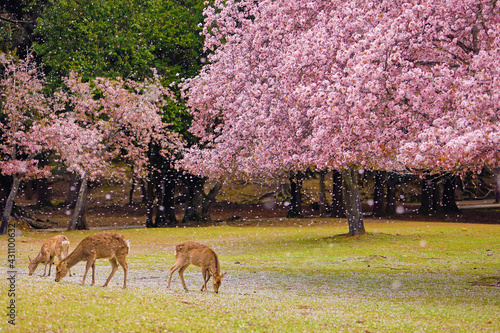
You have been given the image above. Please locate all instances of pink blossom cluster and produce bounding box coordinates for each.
[0,54,57,179]
[1,54,182,181]
[57,72,183,180]
[182,0,500,179]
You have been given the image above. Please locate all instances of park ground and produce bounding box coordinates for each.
[1,217,500,332]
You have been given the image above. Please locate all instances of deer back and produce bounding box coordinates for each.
[44,235,69,257]
[176,241,219,273]
[67,232,129,264]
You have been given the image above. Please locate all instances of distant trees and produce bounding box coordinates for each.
[33,0,206,82]
[0,54,182,232]
[32,0,215,227]
[0,54,60,234]
[50,73,182,230]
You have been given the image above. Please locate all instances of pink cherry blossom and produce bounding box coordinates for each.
[181,0,499,179]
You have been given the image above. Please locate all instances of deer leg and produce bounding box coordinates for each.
[167,261,186,289]
[103,258,118,288]
[82,259,94,286]
[115,256,128,289]
[91,261,97,286]
[201,268,210,291]
[41,252,49,276]
[178,264,190,292]
[47,256,55,277]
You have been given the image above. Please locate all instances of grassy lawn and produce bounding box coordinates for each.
[1,218,499,332]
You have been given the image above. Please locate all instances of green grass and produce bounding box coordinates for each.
[1,219,499,332]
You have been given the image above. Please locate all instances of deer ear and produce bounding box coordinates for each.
[221,272,226,278]
[28,255,32,263]
[175,244,184,254]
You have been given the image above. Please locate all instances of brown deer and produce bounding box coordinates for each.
[55,232,129,289]
[29,235,71,277]
[167,241,225,293]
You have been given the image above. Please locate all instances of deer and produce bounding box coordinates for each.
[28,235,71,277]
[55,232,129,289]
[167,241,225,293]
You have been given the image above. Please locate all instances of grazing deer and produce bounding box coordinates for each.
[28,235,71,277]
[167,241,225,293]
[55,232,129,289]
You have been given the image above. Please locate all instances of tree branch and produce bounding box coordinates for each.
[0,15,35,25]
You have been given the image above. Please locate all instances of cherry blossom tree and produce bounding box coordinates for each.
[181,0,499,235]
[53,72,182,230]
[0,53,61,235]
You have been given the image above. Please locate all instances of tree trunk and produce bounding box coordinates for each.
[129,179,136,205]
[386,173,402,215]
[155,171,178,227]
[0,175,12,214]
[330,170,345,217]
[25,180,36,201]
[0,176,21,235]
[495,168,500,204]
[432,178,441,212]
[155,180,166,227]
[182,175,205,224]
[373,170,386,217]
[75,198,88,230]
[342,168,365,236]
[442,174,460,212]
[418,176,435,215]
[287,172,303,218]
[67,174,88,231]
[202,182,222,221]
[36,178,53,208]
[64,172,80,208]
[318,171,328,217]
[145,179,155,228]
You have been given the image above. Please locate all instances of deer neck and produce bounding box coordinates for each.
[64,246,84,268]
[211,252,221,276]
[32,253,45,265]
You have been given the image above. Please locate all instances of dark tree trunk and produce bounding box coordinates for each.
[154,180,166,227]
[0,176,21,235]
[25,180,36,201]
[342,168,365,236]
[442,174,460,212]
[287,172,303,218]
[64,172,80,208]
[155,171,178,227]
[129,179,137,205]
[432,178,441,212]
[385,173,398,215]
[418,176,436,215]
[75,198,88,230]
[145,179,155,228]
[495,168,500,204]
[0,176,11,214]
[182,175,205,224]
[67,174,88,231]
[36,178,53,208]
[373,170,386,217]
[318,171,328,217]
[330,170,344,217]
[202,182,222,221]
